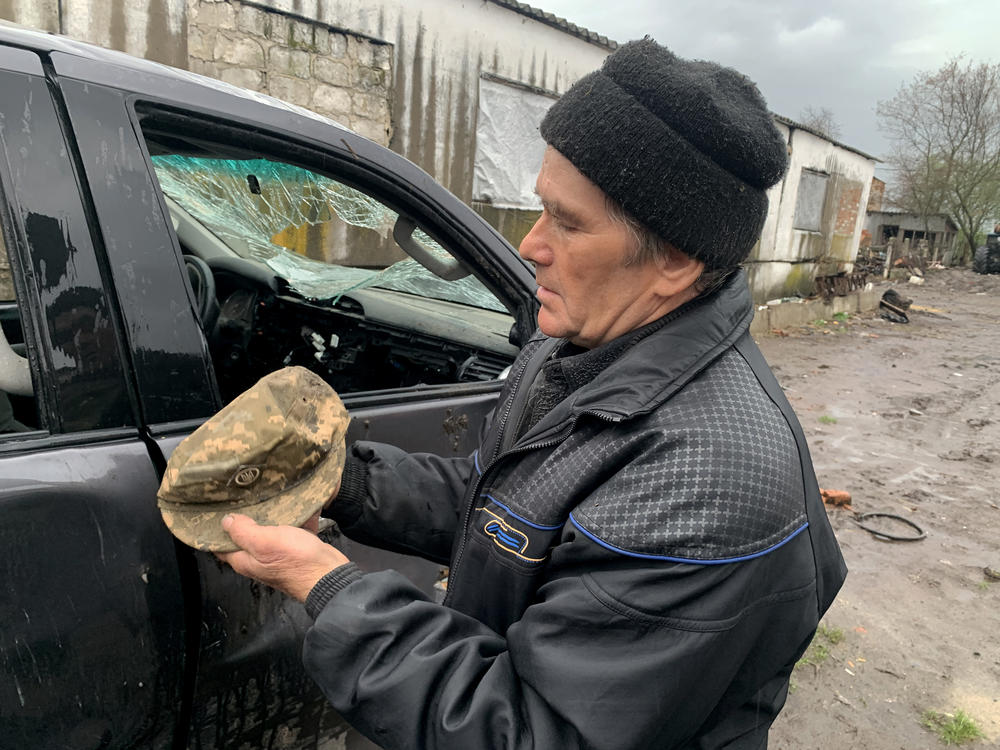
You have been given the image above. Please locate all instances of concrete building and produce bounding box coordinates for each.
[864,210,958,260]
[748,117,877,302]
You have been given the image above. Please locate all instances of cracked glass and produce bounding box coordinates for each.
[151,155,507,311]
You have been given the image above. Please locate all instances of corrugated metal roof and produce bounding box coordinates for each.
[488,1,618,50]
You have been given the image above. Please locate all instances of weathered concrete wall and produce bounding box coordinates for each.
[749,285,881,337]
[0,0,604,210]
[0,0,188,68]
[0,1,395,145]
[749,124,874,302]
[471,202,540,251]
[187,0,393,144]
[253,0,607,201]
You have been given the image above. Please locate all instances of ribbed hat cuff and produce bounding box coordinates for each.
[540,70,768,269]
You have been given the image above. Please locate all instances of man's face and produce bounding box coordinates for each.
[519,147,680,349]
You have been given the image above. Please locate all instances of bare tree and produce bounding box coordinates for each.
[798,106,842,141]
[878,58,1000,263]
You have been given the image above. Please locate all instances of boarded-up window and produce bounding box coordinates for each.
[473,77,556,209]
[793,169,829,231]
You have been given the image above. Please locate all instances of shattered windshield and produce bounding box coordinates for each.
[150,155,507,312]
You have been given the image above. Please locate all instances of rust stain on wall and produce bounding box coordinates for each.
[108,0,126,53]
[407,17,427,172]
[423,37,440,179]
[145,0,187,69]
[389,14,408,156]
[449,49,474,201]
[0,2,20,26]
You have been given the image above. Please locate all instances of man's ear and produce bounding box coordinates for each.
[651,245,705,298]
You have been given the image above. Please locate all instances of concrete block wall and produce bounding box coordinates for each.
[749,286,881,337]
[187,0,393,145]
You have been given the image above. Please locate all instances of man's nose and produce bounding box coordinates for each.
[518,215,546,266]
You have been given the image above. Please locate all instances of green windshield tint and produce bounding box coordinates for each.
[151,155,506,311]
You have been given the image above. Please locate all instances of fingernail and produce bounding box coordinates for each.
[222,514,234,530]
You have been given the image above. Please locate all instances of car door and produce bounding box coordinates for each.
[51,49,538,749]
[0,46,186,749]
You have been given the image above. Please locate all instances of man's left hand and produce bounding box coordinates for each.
[217,513,350,602]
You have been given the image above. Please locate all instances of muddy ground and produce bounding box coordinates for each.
[760,268,999,749]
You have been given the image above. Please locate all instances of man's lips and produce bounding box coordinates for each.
[536,284,558,302]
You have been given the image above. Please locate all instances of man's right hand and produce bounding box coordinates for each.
[217,513,350,602]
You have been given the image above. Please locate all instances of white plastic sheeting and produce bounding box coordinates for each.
[472,78,554,209]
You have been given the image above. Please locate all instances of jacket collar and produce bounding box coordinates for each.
[521,270,753,440]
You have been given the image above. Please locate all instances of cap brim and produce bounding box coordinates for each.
[158,441,346,552]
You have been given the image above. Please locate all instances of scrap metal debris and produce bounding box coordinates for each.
[879,288,912,323]
[815,271,868,301]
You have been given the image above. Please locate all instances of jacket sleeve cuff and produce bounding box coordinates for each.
[305,562,363,619]
[322,449,368,527]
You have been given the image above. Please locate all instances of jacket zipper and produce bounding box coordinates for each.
[442,351,532,607]
[443,408,622,607]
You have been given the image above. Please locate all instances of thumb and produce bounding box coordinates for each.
[222,513,261,553]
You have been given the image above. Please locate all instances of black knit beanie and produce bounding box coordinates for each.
[539,38,788,269]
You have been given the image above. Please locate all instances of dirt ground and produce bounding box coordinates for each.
[758,268,1000,749]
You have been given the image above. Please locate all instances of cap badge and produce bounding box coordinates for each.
[231,466,262,487]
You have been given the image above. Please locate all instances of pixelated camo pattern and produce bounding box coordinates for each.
[157,366,349,551]
[493,348,805,561]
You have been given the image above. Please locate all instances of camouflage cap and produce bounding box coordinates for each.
[157,366,350,552]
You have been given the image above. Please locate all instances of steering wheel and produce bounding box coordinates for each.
[183,255,220,333]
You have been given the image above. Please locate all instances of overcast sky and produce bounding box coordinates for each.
[535,0,1000,176]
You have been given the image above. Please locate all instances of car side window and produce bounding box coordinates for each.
[139,121,519,404]
[0,64,133,436]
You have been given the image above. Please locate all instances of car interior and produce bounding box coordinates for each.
[144,126,520,406]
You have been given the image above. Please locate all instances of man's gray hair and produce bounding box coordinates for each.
[604,195,735,295]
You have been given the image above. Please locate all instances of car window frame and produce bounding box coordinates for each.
[0,51,139,445]
[128,101,536,411]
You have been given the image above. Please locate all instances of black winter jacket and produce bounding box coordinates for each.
[307,272,847,749]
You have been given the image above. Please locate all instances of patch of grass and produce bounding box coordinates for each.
[921,709,985,745]
[795,623,846,670]
[818,415,838,424]
[817,624,845,644]
[977,580,991,591]
[796,640,830,668]
[833,312,850,322]
[812,318,828,326]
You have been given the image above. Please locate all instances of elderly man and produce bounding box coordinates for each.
[220,38,846,749]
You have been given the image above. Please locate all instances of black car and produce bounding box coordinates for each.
[0,23,537,749]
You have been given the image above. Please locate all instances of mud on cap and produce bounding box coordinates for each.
[157,366,350,552]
